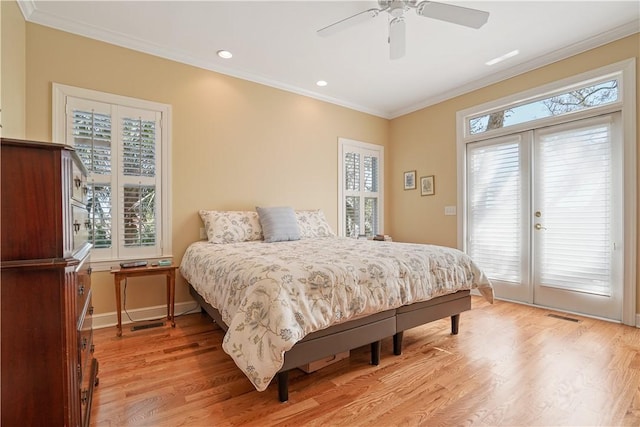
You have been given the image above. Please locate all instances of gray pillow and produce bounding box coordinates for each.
[256,206,300,243]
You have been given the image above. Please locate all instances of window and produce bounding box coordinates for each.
[53,84,172,268]
[338,138,384,237]
[467,76,620,137]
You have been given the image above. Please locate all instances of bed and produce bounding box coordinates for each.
[180,209,494,402]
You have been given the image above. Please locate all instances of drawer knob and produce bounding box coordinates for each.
[78,285,85,296]
[81,337,88,351]
[81,389,89,405]
[73,220,80,233]
[89,306,94,315]
[74,176,82,189]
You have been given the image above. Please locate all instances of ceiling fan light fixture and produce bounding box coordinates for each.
[217,50,233,59]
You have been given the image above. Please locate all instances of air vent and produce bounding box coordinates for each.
[547,313,580,323]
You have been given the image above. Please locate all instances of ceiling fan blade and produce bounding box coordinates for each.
[416,1,489,29]
[389,17,406,60]
[318,8,382,37]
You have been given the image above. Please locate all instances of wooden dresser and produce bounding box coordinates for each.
[1,138,98,427]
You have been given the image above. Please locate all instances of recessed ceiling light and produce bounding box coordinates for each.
[316,80,328,87]
[485,49,519,66]
[217,50,233,59]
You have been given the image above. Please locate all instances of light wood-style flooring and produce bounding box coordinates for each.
[90,297,640,426]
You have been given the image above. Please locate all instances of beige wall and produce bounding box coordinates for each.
[22,22,390,316]
[0,0,26,138]
[7,3,639,318]
[388,34,640,311]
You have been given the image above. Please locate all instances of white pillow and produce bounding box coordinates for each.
[295,209,336,239]
[199,210,263,244]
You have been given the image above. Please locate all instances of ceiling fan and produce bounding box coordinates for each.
[317,0,490,60]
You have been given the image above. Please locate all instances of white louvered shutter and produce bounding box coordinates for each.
[341,146,381,237]
[68,98,114,254]
[118,107,161,257]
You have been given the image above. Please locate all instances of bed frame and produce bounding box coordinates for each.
[189,285,471,402]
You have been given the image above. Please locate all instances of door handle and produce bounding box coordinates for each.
[535,223,547,230]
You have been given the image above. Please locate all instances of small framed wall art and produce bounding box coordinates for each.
[404,170,416,190]
[420,175,435,196]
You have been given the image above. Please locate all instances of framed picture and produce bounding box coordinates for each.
[404,170,416,190]
[420,175,435,196]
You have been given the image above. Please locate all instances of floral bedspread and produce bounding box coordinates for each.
[179,237,493,391]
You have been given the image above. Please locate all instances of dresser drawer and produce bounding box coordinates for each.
[78,298,93,385]
[72,203,90,253]
[71,161,88,204]
[76,255,92,320]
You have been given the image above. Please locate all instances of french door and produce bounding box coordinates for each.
[467,113,623,320]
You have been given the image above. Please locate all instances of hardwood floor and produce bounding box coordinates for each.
[90,297,640,426]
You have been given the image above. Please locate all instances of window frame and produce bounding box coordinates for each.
[53,83,172,271]
[337,138,384,237]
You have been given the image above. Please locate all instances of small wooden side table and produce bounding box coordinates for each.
[110,264,178,337]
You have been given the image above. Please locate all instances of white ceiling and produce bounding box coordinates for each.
[19,1,640,118]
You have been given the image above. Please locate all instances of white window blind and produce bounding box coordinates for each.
[339,139,384,237]
[535,119,613,295]
[467,138,522,283]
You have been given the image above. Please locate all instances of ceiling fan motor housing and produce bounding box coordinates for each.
[383,0,410,17]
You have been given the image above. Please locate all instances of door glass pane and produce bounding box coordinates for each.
[535,122,612,295]
[467,140,521,283]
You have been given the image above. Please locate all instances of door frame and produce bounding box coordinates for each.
[456,59,636,325]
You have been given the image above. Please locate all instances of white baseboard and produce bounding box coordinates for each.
[93,301,201,330]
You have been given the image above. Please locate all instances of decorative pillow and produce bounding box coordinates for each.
[199,210,263,244]
[256,206,300,243]
[296,209,336,239]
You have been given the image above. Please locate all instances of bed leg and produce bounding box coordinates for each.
[277,371,289,403]
[393,332,403,355]
[451,314,460,335]
[370,341,381,365]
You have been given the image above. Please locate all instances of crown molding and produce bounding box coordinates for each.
[17,0,390,119]
[390,18,640,118]
[17,1,638,121]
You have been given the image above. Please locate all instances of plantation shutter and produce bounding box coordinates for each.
[342,147,381,237]
[344,152,360,237]
[118,107,161,256]
[68,98,114,254]
[467,136,523,283]
[66,97,162,260]
[534,117,613,295]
